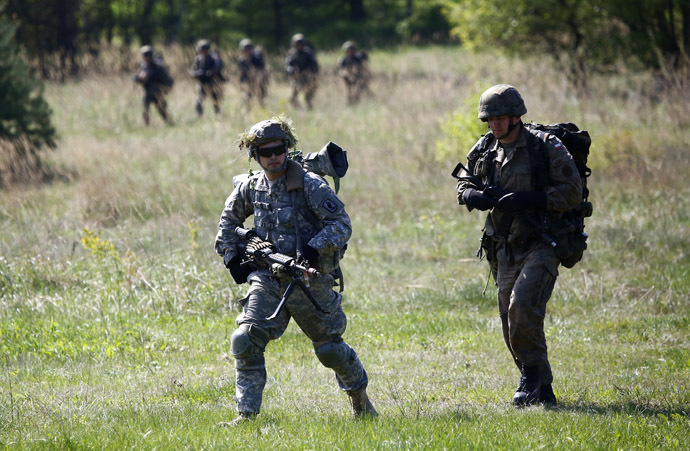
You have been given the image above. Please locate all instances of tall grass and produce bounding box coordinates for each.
[1,45,688,449]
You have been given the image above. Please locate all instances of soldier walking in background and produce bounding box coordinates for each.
[337,41,370,105]
[215,117,377,426]
[191,39,224,117]
[238,38,268,110]
[285,33,319,109]
[134,45,173,126]
[456,85,582,406]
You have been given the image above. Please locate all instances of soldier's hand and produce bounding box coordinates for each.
[226,256,253,284]
[462,188,495,211]
[137,71,148,81]
[497,191,547,212]
[301,245,320,268]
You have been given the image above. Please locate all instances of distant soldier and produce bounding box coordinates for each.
[238,38,269,110]
[134,45,173,126]
[285,33,319,109]
[191,39,225,116]
[337,41,370,105]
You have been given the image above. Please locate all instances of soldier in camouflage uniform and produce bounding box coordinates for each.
[337,41,370,105]
[456,85,582,406]
[134,45,173,126]
[238,38,268,110]
[215,118,377,426]
[191,39,224,116]
[285,33,319,109]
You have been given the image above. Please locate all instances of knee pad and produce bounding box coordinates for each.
[314,339,351,369]
[230,324,269,370]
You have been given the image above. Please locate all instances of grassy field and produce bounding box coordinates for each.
[1,46,689,449]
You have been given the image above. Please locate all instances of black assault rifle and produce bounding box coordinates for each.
[451,161,557,248]
[234,227,326,320]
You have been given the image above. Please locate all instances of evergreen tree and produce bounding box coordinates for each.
[0,14,56,186]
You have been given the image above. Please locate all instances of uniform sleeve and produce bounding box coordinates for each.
[544,136,582,213]
[456,140,484,208]
[214,180,255,265]
[304,177,352,252]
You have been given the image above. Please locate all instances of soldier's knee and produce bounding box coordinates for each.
[314,338,351,369]
[231,324,269,370]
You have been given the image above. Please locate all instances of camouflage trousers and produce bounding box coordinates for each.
[142,90,170,125]
[496,243,559,385]
[231,270,368,414]
[196,82,222,115]
[290,73,317,109]
[241,72,268,109]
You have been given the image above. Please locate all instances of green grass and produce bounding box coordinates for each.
[1,45,689,449]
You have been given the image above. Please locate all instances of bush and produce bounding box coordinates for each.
[435,90,485,163]
[0,15,56,187]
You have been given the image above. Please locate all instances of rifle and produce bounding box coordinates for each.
[234,227,326,320]
[452,161,557,248]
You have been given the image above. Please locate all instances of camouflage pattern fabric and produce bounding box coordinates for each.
[457,126,582,385]
[285,48,319,109]
[192,54,223,115]
[337,53,369,104]
[238,50,268,109]
[134,60,172,124]
[215,168,368,414]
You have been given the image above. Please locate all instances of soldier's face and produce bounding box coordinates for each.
[257,140,287,173]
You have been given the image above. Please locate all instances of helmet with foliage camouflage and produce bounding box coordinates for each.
[196,39,211,51]
[342,41,356,51]
[140,45,153,56]
[239,38,253,50]
[478,84,527,121]
[291,33,305,45]
[239,116,298,158]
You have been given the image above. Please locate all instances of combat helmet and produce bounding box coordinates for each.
[291,33,305,45]
[241,118,297,156]
[196,39,211,51]
[342,41,356,51]
[239,38,253,50]
[478,84,527,121]
[140,45,153,56]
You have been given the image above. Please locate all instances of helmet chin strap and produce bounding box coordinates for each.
[494,119,522,141]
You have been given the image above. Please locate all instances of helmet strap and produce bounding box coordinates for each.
[494,118,522,141]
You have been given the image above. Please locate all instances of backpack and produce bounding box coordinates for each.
[525,122,592,268]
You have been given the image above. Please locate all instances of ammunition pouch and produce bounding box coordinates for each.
[478,230,498,280]
[546,204,591,268]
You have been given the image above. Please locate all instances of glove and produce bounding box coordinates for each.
[301,245,320,268]
[226,255,253,284]
[497,191,547,212]
[462,188,495,211]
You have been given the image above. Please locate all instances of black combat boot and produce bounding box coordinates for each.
[347,388,379,417]
[512,365,541,407]
[539,383,557,405]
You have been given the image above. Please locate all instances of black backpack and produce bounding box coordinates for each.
[525,122,592,268]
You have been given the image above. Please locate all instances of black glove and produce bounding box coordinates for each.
[497,191,547,212]
[301,245,320,268]
[462,188,495,211]
[226,255,253,284]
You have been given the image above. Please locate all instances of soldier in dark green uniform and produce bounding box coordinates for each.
[238,38,268,110]
[337,41,369,105]
[191,39,224,116]
[134,45,173,126]
[285,34,319,109]
[456,85,582,406]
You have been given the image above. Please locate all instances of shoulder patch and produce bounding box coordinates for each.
[322,198,339,213]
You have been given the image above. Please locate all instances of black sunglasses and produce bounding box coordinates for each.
[256,145,286,158]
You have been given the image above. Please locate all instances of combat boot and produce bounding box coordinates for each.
[512,365,541,407]
[539,384,557,405]
[216,412,256,427]
[347,389,378,417]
